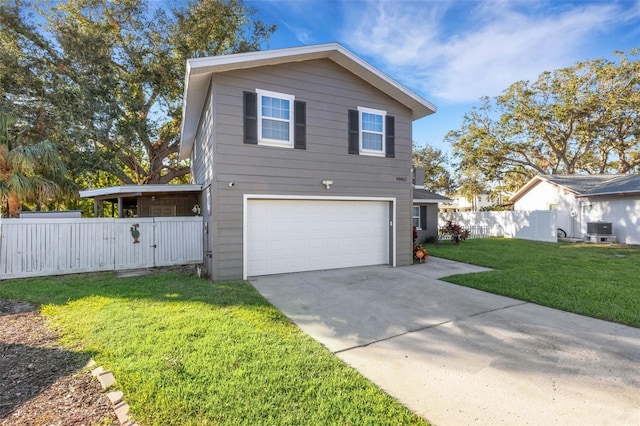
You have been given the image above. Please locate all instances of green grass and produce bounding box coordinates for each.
[0,272,428,426]
[427,238,640,328]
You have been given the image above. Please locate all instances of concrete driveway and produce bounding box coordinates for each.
[249,258,640,425]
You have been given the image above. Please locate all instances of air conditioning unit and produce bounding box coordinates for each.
[587,222,612,235]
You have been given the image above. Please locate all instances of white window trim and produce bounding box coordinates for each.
[358,106,386,156]
[256,89,295,148]
[412,205,422,230]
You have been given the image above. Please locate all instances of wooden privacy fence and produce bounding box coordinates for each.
[0,217,203,279]
[439,211,558,243]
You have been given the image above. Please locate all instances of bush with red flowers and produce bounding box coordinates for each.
[439,220,470,245]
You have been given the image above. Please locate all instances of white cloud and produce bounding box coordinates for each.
[259,0,348,46]
[342,0,639,103]
[344,0,446,64]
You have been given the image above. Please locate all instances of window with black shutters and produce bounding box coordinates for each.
[348,107,394,157]
[244,89,306,150]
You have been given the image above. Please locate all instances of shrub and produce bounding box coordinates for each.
[440,220,470,245]
[424,236,437,244]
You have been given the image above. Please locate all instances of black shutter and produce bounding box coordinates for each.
[348,109,359,154]
[385,115,395,158]
[420,205,427,230]
[243,91,257,144]
[294,100,306,150]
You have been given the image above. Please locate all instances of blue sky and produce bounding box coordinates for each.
[246,0,640,157]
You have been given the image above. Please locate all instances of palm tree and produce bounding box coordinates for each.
[0,111,73,217]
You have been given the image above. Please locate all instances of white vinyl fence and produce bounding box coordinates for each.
[439,211,557,243]
[0,217,203,279]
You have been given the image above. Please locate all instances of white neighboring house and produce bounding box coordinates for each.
[510,174,640,244]
[439,192,497,212]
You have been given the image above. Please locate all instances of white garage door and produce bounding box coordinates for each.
[247,199,390,276]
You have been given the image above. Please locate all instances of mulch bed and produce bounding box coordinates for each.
[0,299,117,425]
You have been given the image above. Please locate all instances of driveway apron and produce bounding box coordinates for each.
[249,258,640,426]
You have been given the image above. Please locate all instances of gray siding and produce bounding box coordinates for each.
[194,58,415,280]
[192,80,216,276]
[416,204,440,242]
[192,79,215,185]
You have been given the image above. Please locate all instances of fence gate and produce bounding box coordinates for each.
[0,217,203,280]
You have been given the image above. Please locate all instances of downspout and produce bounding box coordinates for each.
[579,199,592,239]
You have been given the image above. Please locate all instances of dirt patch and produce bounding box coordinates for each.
[0,299,117,425]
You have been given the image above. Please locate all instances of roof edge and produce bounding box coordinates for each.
[510,175,586,203]
[80,184,202,198]
[179,43,437,159]
[414,198,453,203]
[509,176,545,203]
[576,189,640,198]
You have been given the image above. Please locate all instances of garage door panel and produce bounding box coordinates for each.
[307,239,326,249]
[270,240,288,250]
[288,239,305,249]
[247,199,390,276]
[251,241,268,252]
[250,259,268,272]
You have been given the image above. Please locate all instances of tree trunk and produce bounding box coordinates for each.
[7,191,21,217]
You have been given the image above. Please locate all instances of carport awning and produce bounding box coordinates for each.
[79,184,202,217]
[80,184,202,202]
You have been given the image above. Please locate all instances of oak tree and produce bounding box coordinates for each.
[412,143,455,194]
[447,51,640,190]
[1,0,275,187]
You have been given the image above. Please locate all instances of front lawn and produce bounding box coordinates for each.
[0,272,427,426]
[427,238,640,328]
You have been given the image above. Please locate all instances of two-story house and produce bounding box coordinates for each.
[179,43,437,280]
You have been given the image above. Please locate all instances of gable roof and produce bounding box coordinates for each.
[179,43,437,159]
[413,188,452,203]
[576,174,640,197]
[510,174,640,202]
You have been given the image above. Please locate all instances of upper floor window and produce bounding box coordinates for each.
[348,107,394,158]
[358,107,386,156]
[244,90,306,150]
[256,89,295,147]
